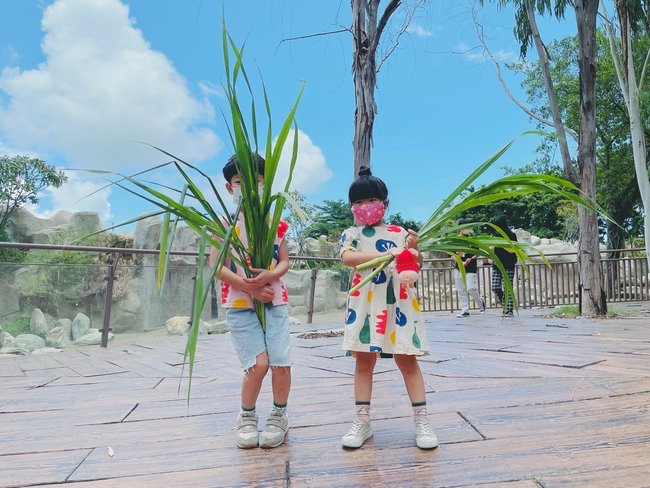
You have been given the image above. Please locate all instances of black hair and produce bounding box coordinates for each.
[222,153,265,184]
[348,166,388,204]
[492,214,516,239]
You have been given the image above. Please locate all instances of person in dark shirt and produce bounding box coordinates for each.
[490,215,517,317]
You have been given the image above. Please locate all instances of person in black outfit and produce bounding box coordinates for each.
[490,215,517,317]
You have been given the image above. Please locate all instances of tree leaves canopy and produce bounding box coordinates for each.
[0,155,67,233]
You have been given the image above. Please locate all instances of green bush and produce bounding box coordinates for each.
[0,227,27,265]
[1,316,31,337]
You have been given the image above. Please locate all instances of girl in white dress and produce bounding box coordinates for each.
[338,166,438,450]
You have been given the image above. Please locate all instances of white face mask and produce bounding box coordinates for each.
[231,186,242,204]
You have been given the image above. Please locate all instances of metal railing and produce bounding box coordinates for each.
[1,242,648,349]
[418,249,649,312]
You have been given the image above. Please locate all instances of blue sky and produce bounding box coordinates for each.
[0,0,575,231]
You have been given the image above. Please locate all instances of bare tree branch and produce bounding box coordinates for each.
[279,28,349,46]
[377,0,425,72]
[473,9,579,143]
[369,0,401,56]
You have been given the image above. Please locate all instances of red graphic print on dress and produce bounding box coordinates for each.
[375,309,388,335]
[281,284,289,303]
[277,220,289,239]
[350,273,362,296]
[221,282,231,305]
[386,225,402,233]
[400,283,409,299]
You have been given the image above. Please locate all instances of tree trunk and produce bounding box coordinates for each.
[575,0,607,315]
[350,0,401,178]
[525,1,577,182]
[351,0,377,177]
[618,1,650,275]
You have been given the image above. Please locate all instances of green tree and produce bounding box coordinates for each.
[387,212,421,232]
[482,0,606,316]
[283,190,315,255]
[0,155,67,233]
[307,199,354,239]
[518,32,647,251]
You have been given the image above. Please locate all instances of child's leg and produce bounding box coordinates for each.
[241,352,269,409]
[342,352,376,448]
[227,308,268,449]
[354,351,377,402]
[393,354,425,403]
[260,304,291,449]
[394,354,438,450]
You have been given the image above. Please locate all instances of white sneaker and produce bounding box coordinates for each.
[342,420,373,448]
[414,414,439,449]
[456,312,470,318]
[235,411,259,449]
[259,410,289,448]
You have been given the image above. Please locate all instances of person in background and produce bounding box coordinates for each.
[490,215,518,317]
[453,228,486,318]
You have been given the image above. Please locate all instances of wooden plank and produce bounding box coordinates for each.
[0,449,91,488]
[52,351,127,376]
[0,356,24,376]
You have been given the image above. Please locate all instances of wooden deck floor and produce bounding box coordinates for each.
[2,304,650,488]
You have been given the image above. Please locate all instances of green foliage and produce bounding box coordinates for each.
[517,31,649,245]
[0,155,67,232]
[413,132,608,309]
[0,227,26,265]
[86,20,304,398]
[456,187,567,239]
[307,199,353,239]
[0,315,30,337]
[20,230,101,315]
[283,190,315,255]
[387,213,421,232]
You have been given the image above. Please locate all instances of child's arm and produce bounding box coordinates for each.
[210,244,275,302]
[405,228,424,266]
[242,239,290,287]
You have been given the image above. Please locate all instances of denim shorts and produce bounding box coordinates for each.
[226,304,290,371]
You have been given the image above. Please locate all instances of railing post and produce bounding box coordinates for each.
[100,252,119,348]
[307,265,320,324]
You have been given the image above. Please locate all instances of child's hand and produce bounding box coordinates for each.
[405,229,419,249]
[242,267,275,288]
[249,283,275,303]
[388,247,405,257]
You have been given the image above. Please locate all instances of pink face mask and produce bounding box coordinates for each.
[351,201,385,226]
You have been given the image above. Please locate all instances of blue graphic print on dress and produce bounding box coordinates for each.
[273,244,279,261]
[345,308,357,325]
[395,307,408,326]
[370,346,383,352]
[375,239,397,252]
[371,270,387,285]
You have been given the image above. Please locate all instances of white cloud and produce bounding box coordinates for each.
[456,42,517,64]
[406,24,433,37]
[27,171,113,224]
[0,0,221,171]
[273,130,332,195]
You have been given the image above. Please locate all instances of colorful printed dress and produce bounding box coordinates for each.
[339,224,429,356]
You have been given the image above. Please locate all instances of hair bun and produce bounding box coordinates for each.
[358,166,372,177]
